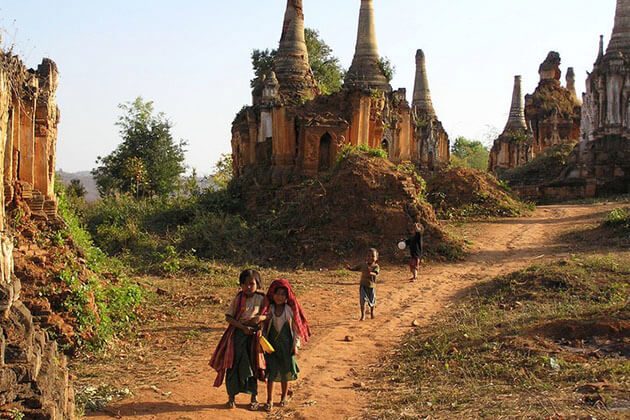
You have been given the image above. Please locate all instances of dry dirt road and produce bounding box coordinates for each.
[86,203,617,420]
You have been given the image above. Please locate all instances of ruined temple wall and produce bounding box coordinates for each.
[0,57,75,419]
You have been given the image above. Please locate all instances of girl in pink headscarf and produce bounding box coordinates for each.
[262,279,311,412]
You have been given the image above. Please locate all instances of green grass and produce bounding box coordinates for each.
[371,255,630,419]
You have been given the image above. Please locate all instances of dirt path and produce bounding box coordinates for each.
[86,204,615,419]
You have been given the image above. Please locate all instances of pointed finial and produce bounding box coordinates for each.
[566,67,580,102]
[344,0,391,91]
[412,49,436,117]
[606,0,630,55]
[503,76,528,133]
[273,0,318,102]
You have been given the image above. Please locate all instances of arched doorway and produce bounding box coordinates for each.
[319,133,332,171]
[381,139,389,153]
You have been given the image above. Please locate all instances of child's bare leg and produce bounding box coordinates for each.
[370,306,375,319]
[360,303,366,321]
[411,267,417,281]
[280,381,289,406]
[267,380,274,404]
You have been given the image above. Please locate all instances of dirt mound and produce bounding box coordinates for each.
[239,153,462,267]
[7,199,119,353]
[427,167,529,219]
[532,318,630,341]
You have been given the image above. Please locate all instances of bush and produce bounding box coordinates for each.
[336,144,388,164]
[605,207,630,228]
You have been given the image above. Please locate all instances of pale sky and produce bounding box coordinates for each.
[0,0,617,174]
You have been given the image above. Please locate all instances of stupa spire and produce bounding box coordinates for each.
[344,0,390,91]
[412,50,436,117]
[503,76,528,133]
[606,0,630,55]
[273,0,318,102]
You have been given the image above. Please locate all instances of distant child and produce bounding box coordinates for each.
[210,269,267,411]
[405,223,424,281]
[262,279,311,412]
[347,248,380,321]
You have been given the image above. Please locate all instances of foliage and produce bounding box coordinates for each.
[55,182,143,348]
[604,207,630,229]
[211,153,233,190]
[61,268,143,349]
[450,137,490,171]
[251,28,345,95]
[372,255,630,418]
[336,144,388,164]
[67,179,87,199]
[304,28,345,95]
[378,56,395,83]
[92,97,187,198]
[250,48,275,88]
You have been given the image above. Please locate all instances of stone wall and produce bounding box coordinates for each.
[1,52,74,419]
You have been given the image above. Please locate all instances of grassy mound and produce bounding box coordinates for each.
[371,255,630,418]
[558,206,630,249]
[233,150,464,266]
[427,167,532,219]
[500,143,575,187]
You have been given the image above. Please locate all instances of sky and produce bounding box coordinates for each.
[0,0,618,175]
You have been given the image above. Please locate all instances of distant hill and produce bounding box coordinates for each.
[57,170,100,202]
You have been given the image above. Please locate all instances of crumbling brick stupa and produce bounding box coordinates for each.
[231,0,450,184]
[0,51,75,418]
[489,52,581,174]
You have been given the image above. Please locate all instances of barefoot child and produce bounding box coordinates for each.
[263,279,311,412]
[347,248,380,321]
[210,269,267,410]
[405,223,424,281]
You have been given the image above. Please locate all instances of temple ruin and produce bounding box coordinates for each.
[1,51,74,418]
[512,0,630,199]
[231,0,450,183]
[489,52,581,173]
[565,0,630,195]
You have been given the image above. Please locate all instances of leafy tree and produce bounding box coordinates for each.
[450,137,490,171]
[378,57,396,83]
[304,28,344,95]
[92,97,187,198]
[250,49,276,88]
[212,153,233,190]
[250,28,345,95]
[67,179,87,199]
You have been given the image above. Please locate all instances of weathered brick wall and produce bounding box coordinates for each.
[1,54,75,420]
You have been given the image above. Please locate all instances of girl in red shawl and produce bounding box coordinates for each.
[262,279,311,412]
[210,269,267,411]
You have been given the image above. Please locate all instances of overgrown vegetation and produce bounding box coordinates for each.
[251,28,345,95]
[372,255,630,418]
[336,144,388,163]
[427,167,532,220]
[500,143,576,186]
[55,183,144,349]
[450,137,490,171]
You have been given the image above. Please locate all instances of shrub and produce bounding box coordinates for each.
[336,144,388,163]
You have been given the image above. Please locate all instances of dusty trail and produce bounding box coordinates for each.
[87,204,611,419]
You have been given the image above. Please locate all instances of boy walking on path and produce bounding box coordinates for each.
[405,223,424,281]
[347,248,380,321]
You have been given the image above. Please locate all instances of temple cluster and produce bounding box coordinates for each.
[495,0,630,198]
[231,0,450,184]
[489,53,582,174]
